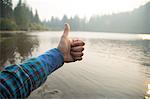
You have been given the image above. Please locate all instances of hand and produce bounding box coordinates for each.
[57,23,85,63]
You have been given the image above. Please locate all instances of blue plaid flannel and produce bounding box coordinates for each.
[0,48,64,98]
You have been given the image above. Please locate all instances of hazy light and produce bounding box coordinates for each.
[147,90,150,95]
[138,34,150,40]
[145,84,150,99]
[12,0,150,20]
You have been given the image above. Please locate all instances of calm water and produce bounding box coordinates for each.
[0,31,150,99]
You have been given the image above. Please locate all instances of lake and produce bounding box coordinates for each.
[0,31,150,99]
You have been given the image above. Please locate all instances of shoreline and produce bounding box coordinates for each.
[0,30,149,34]
[0,30,27,33]
[0,30,48,33]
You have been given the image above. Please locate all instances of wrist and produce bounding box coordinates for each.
[57,47,65,60]
[57,47,69,63]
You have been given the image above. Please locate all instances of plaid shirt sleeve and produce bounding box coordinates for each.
[0,48,64,98]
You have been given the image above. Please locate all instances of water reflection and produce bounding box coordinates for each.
[87,38,150,98]
[138,34,150,40]
[145,84,150,99]
[0,32,150,98]
[87,38,150,64]
[0,33,39,68]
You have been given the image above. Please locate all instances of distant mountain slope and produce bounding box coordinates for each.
[44,2,150,33]
[87,2,150,33]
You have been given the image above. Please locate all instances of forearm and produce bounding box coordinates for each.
[0,48,64,98]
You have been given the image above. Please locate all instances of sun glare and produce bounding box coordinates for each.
[138,34,150,40]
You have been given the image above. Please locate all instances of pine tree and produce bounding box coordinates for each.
[34,10,40,23]
[0,0,13,19]
[14,0,30,30]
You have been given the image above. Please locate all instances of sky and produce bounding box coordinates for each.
[12,0,150,21]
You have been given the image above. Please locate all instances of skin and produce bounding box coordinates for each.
[57,23,85,63]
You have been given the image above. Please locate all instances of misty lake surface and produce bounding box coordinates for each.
[0,31,150,99]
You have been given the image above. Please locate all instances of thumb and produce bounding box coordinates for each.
[63,23,70,37]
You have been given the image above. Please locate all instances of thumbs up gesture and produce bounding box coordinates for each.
[57,23,85,63]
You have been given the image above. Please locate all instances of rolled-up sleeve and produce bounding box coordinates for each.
[0,48,64,98]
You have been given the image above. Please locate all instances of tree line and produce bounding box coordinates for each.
[44,2,150,33]
[0,0,149,33]
[0,0,46,30]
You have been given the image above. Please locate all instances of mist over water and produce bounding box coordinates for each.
[0,31,150,99]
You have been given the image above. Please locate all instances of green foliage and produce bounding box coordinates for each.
[33,10,40,23]
[29,23,48,30]
[0,0,46,31]
[0,19,17,30]
[14,1,29,30]
[0,0,149,33]
[13,0,42,30]
[0,0,13,18]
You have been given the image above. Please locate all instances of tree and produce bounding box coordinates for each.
[0,0,17,30]
[14,0,32,30]
[43,2,150,33]
[0,0,13,19]
[72,15,80,31]
[61,15,68,26]
[34,10,40,23]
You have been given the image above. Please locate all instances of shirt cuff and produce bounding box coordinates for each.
[47,48,64,66]
[43,48,64,75]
